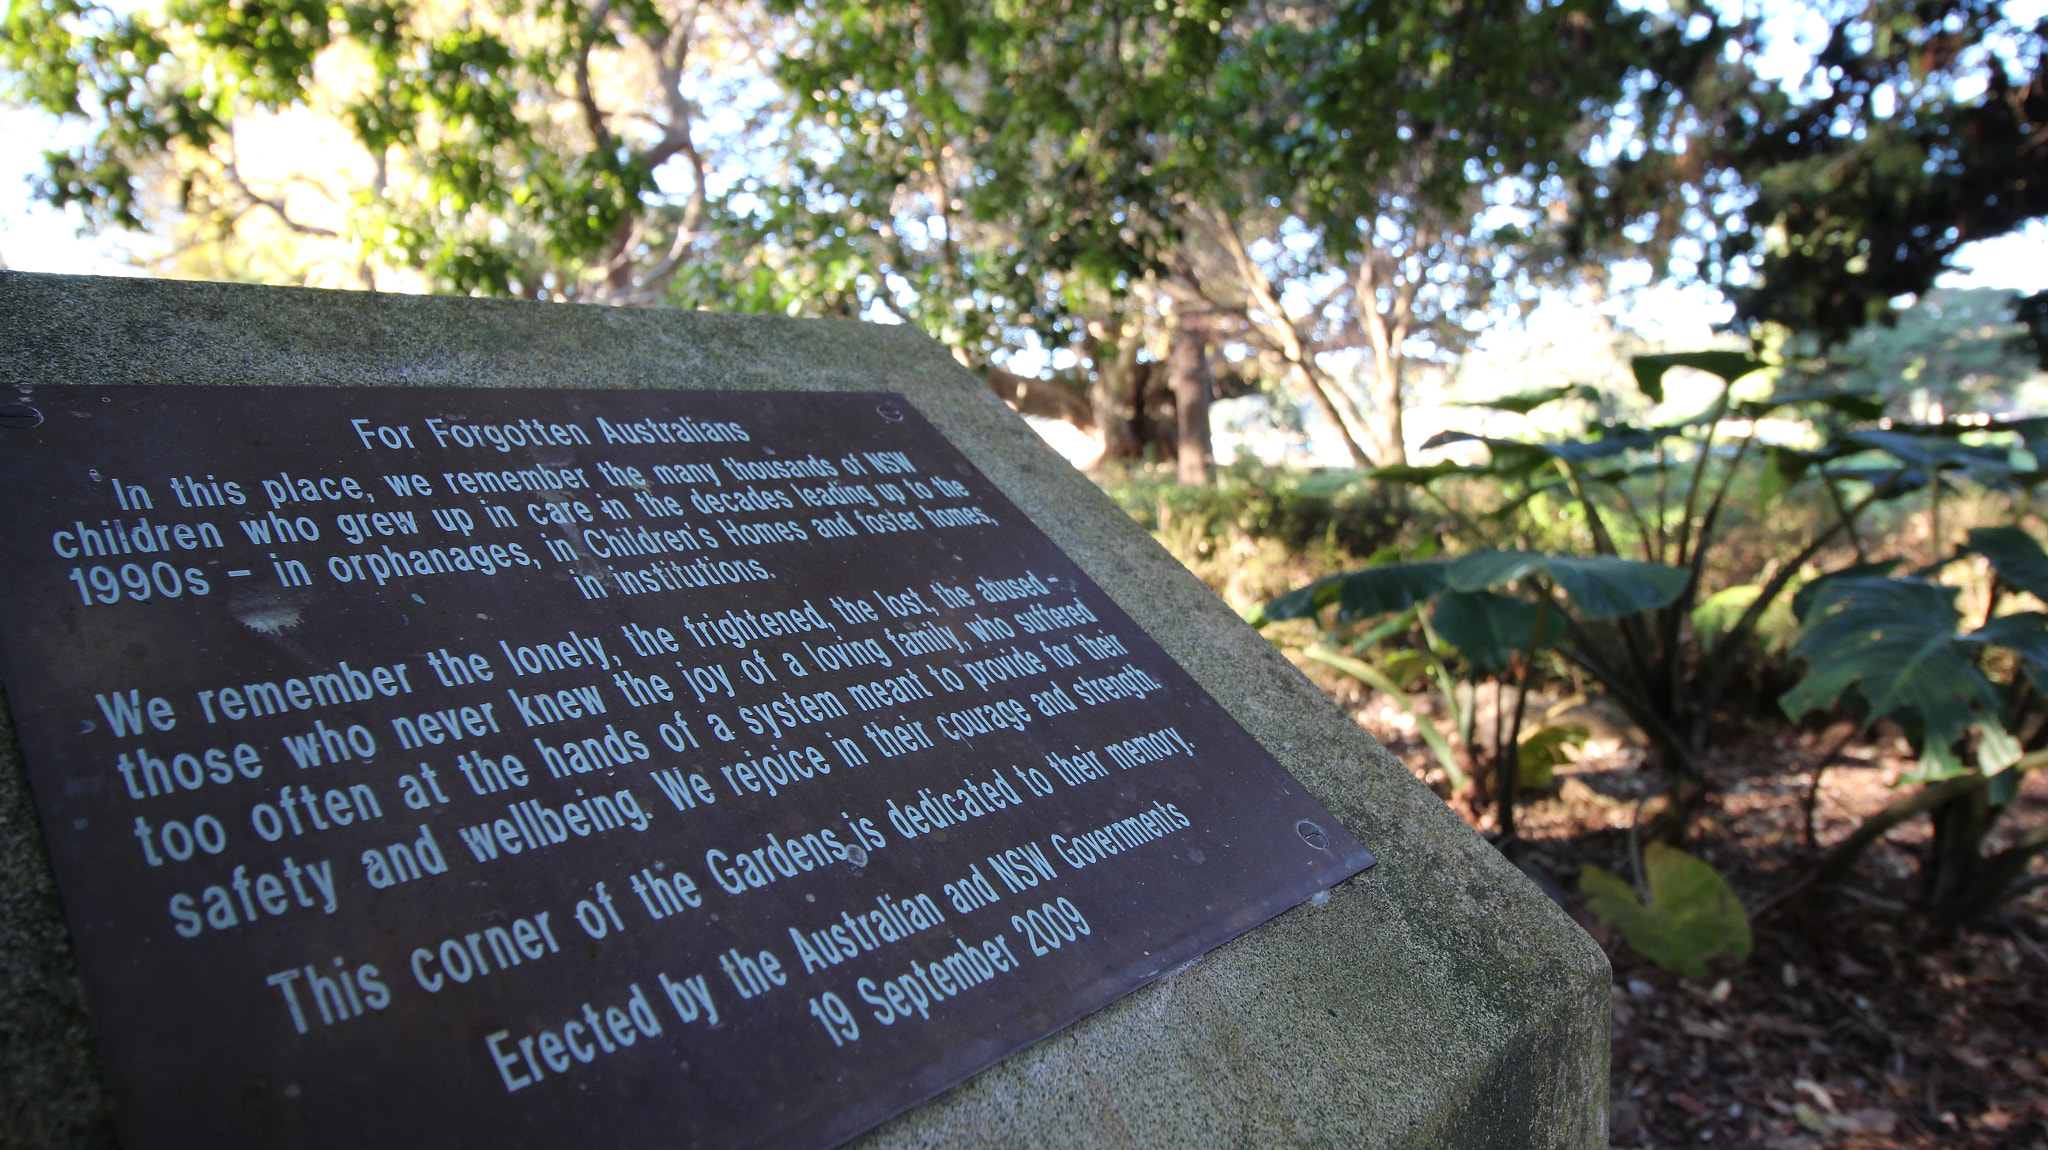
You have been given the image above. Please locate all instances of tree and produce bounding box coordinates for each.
[1797,287,2047,420]
[3,0,779,301]
[765,0,1234,468]
[771,0,1661,472]
[1222,0,1655,466]
[1577,0,2047,343]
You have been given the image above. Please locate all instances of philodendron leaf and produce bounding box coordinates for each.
[1369,461,1468,486]
[1968,526,2048,599]
[1430,589,1565,672]
[1842,430,2018,487]
[1458,383,1599,414]
[1789,560,1900,622]
[1260,561,1450,626]
[1964,610,2048,687]
[1421,428,1661,467]
[1782,577,1999,777]
[1581,843,1753,981]
[1741,388,1885,421]
[1630,350,1766,403]
[1516,723,1586,790]
[1446,551,1689,620]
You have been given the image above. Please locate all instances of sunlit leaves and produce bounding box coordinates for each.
[1582,843,1752,981]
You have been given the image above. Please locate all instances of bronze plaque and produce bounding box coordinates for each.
[0,386,1374,1148]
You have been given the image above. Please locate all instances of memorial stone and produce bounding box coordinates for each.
[0,272,1609,1149]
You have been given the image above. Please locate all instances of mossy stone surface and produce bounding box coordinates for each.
[0,272,1607,1149]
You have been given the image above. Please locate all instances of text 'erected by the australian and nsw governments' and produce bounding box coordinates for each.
[0,386,1374,1149]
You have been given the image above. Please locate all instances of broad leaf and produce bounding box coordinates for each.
[1445,551,1689,620]
[1782,577,1999,776]
[1260,561,1448,625]
[1631,351,1766,403]
[1516,723,1587,790]
[1967,526,2048,599]
[1841,430,2018,487]
[1421,428,1660,467]
[1458,383,1598,414]
[1581,843,1752,981]
[1369,461,1468,486]
[1965,611,2048,686]
[1790,560,1900,622]
[1430,589,1564,672]
[1739,388,1885,421]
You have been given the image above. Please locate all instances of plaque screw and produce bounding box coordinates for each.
[0,403,43,429]
[1296,820,1329,850]
[876,403,904,422]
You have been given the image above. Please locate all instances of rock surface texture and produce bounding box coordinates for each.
[0,272,1607,1149]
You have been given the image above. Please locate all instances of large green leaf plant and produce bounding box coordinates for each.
[1349,351,1913,811]
[1782,526,2048,923]
[1255,547,1686,844]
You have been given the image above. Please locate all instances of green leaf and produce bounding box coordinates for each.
[1743,388,1885,421]
[1790,560,1900,622]
[1964,611,2048,686]
[1445,551,1689,620]
[1261,561,1450,626]
[1967,526,2048,599]
[1781,577,2000,776]
[1631,351,1767,404]
[1841,430,2018,487]
[1430,589,1564,672]
[1458,383,1598,414]
[1369,461,1467,486]
[1581,843,1752,981]
[1516,723,1586,789]
[1420,428,1662,467]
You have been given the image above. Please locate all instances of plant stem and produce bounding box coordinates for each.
[1801,725,1860,849]
[1491,676,1510,840]
[1930,473,1943,563]
[1822,472,1866,560]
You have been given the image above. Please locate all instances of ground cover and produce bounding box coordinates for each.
[1340,675,2048,1149]
[1106,462,2048,1149]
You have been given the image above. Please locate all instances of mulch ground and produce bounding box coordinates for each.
[1327,676,2048,1149]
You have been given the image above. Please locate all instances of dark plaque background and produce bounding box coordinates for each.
[0,385,1373,1149]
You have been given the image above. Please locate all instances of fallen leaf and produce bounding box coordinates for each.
[1952,1045,1994,1071]
[1674,1092,1707,1115]
[1841,1107,1898,1134]
[1793,1079,1835,1112]
[1683,1019,1735,1040]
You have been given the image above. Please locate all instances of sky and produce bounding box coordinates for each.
[6,5,2046,343]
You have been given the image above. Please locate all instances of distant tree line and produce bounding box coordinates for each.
[5,0,2041,475]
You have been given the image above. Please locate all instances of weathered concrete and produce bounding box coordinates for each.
[0,271,1608,1149]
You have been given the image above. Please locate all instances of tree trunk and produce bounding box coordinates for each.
[984,368,1093,432]
[1371,344,1407,467]
[1085,325,1140,463]
[1167,317,1213,485]
[1926,786,1993,921]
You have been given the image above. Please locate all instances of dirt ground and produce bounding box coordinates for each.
[1330,678,2048,1149]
